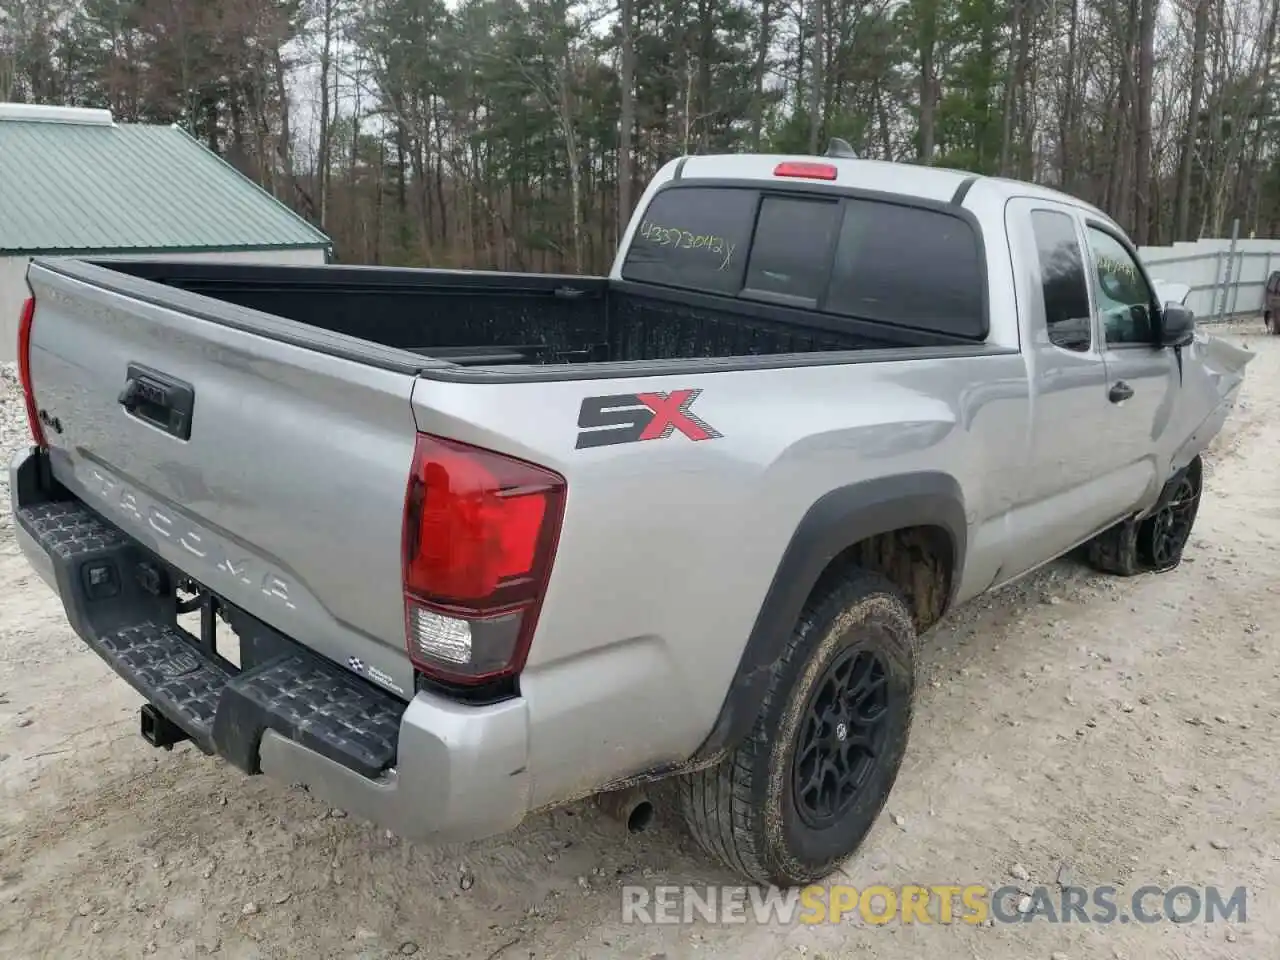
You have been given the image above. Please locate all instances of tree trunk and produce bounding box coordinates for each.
[918,0,938,164]
[1175,0,1209,240]
[1134,0,1156,244]
[1199,1,1227,238]
[1111,0,1138,232]
[1017,3,1038,181]
[1060,0,1079,189]
[808,0,823,153]
[999,0,1025,176]
[272,46,295,209]
[317,0,335,228]
[875,84,892,159]
[373,136,384,264]
[394,118,409,254]
[697,0,713,151]
[976,6,997,171]
[751,0,771,150]
[619,0,635,224]
[557,54,583,272]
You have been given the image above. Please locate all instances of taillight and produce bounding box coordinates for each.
[774,161,838,181]
[17,296,46,448]
[401,434,566,685]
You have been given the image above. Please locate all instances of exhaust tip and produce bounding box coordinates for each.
[598,787,656,833]
[626,799,655,834]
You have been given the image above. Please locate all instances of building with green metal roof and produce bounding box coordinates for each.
[0,102,332,361]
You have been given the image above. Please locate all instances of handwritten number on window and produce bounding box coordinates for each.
[637,219,736,270]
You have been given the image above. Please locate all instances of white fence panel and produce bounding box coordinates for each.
[1139,222,1280,323]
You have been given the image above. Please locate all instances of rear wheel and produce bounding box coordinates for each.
[679,568,916,886]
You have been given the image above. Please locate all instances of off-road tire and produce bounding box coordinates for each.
[678,568,917,886]
[1085,516,1143,576]
[1085,457,1204,576]
[1137,457,1203,572]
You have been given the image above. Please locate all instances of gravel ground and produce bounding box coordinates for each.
[0,362,22,539]
[0,331,1277,960]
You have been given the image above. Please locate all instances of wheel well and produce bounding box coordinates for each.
[1187,454,1204,490]
[813,526,954,632]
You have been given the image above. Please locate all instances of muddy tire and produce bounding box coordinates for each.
[1085,516,1143,576]
[1086,458,1204,576]
[1138,457,1203,572]
[678,568,917,886]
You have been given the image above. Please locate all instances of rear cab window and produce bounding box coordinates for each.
[621,189,756,295]
[1029,209,1093,351]
[621,184,988,341]
[743,196,841,305]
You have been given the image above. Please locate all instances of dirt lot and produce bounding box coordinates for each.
[1,329,1277,960]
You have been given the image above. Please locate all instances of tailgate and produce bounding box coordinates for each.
[22,259,423,700]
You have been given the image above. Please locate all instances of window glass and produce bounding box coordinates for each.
[743,196,841,303]
[1030,210,1092,351]
[825,200,986,338]
[621,187,756,294]
[1086,226,1154,345]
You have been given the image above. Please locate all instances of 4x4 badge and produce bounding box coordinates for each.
[576,388,722,450]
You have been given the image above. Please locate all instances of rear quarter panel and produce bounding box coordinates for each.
[411,351,1030,805]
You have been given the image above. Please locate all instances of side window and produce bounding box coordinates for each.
[1086,226,1155,345]
[826,200,986,339]
[1030,210,1092,351]
[621,187,756,294]
[743,196,841,304]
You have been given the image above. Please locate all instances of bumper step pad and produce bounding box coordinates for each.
[19,501,128,559]
[102,622,231,746]
[215,655,403,779]
[17,501,403,779]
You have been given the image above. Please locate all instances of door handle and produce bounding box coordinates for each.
[119,363,195,440]
[1109,380,1134,403]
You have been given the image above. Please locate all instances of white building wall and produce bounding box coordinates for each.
[0,256,30,364]
[0,247,327,363]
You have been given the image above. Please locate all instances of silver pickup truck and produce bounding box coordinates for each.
[11,151,1250,886]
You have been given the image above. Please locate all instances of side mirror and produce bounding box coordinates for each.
[1160,303,1196,348]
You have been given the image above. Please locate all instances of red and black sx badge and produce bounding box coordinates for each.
[575,388,722,450]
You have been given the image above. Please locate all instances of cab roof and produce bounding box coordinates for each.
[670,152,1110,223]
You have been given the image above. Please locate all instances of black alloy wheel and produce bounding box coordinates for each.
[1141,473,1199,570]
[792,648,892,829]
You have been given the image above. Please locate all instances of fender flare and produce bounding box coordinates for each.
[690,472,967,763]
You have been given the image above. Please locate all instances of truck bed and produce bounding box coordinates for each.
[98,260,969,368]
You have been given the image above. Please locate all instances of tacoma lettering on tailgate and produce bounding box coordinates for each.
[87,467,297,610]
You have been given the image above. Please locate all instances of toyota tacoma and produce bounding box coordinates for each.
[11,149,1251,885]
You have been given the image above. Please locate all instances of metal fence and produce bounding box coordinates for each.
[1139,219,1279,323]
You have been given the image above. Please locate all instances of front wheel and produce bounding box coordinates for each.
[679,568,917,886]
[1138,458,1203,571]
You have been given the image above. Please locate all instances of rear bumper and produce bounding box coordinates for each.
[9,447,532,843]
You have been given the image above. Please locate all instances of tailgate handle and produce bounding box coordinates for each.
[118,364,195,441]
